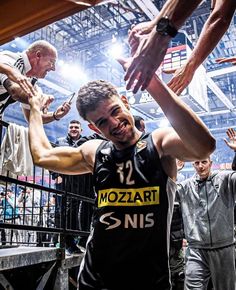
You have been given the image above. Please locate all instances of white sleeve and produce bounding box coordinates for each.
[0,53,16,86]
[0,53,15,66]
[0,74,8,86]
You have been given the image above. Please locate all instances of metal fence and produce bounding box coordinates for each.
[0,119,95,250]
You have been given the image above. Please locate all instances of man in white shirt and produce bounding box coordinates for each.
[0,40,71,123]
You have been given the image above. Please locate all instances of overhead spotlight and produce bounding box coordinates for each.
[108,43,124,59]
[58,59,65,66]
[159,119,170,128]
[60,63,87,83]
[112,34,117,43]
[14,37,28,49]
[129,96,136,105]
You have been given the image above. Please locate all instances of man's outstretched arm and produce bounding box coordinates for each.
[28,87,100,175]
[0,62,34,94]
[119,58,215,161]
[124,0,203,93]
[216,56,236,66]
[3,78,71,124]
[147,74,215,161]
[167,0,236,95]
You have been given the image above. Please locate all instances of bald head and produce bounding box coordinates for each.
[26,40,57,78]
[27,40,57,56]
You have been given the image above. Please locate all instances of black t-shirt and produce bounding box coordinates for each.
[79,133,176,290]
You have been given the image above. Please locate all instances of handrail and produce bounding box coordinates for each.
[0,120,95,250]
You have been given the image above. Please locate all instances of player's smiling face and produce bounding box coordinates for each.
[87,95,139,149]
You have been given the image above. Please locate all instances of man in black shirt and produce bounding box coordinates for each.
[28,57,215,289]
[52,120,95,254]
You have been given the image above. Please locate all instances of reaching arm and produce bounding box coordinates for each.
[0,63,34,95]
[167,0,236,95]
[3,79,71,124]
[3,78,54,108]
[232,152,236,171]
[216,56,236,66]
[119,58,215,161]
[28,87,100,175]
[22,101,71,124]
[148,75,215,160]
[124,0,203,93]
[224,128,236,170]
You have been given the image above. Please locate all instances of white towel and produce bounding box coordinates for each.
[0,122,33,176]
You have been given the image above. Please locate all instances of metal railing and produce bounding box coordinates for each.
[0,120,95,251]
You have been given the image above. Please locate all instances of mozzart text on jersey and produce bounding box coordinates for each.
[98,186,160,207]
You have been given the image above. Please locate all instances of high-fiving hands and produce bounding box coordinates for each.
[1,63,35,95]
[215,57,236,66]
[163,63,195,95]
[124,21,171,94]
[28,86,71,121]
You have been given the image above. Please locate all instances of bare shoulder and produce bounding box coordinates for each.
[151,127,176,154]
[152,127,174,140]
[160,155,177,181]
[151,129,177,180]
[79,139,104,166]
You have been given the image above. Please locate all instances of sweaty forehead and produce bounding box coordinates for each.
[86,96,122,121]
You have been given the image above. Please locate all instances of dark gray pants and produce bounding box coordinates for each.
[184,245,235,290]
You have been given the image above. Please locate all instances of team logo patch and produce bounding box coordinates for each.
[136,140,147,151]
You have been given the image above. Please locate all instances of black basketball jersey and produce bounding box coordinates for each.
[78,133,176,290]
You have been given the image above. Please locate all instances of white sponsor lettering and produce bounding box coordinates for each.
[99,212,154,230]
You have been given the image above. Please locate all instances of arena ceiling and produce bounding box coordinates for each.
[1,0,236,142]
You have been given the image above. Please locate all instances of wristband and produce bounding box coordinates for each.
[53,111,60,121]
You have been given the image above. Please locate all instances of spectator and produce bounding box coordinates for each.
[17,187,40,245]
[28,59,215,290]
[177,156,236,290]
[133,115,145,132]
[43,194,56,246]
[0,188,6,245]
[0,40,71,123]
[52,119,92,255]
[125,0,236,93]
[1,188,20,244]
